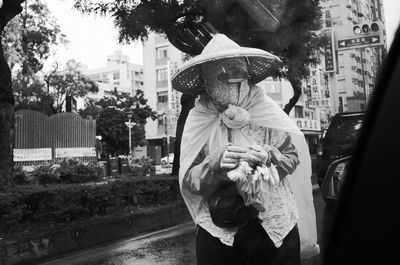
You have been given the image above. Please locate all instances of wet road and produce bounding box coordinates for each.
[40,189,334,265]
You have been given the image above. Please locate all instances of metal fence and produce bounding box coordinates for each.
[14,110,97,166]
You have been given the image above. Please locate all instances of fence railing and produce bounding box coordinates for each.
[14,110,97,165]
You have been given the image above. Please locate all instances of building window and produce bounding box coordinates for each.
[113,82,120,85]
[157,91,168,104]
[156,46,168,59]
[158,117,165,127]
[325,10,331,27]
[156,68,168,81]
[294,106,304,118]
[113,71,120,80]
[339,97,344,113]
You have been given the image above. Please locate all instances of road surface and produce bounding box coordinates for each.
[40,188,328,265]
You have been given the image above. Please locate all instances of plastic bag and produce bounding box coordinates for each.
[228,161,278,212]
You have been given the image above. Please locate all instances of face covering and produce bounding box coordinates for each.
[201,58,250,109]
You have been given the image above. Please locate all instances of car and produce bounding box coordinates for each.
[161,153,174,166]
[316,111,365,187]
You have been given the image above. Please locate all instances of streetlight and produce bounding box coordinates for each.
[160,112,171,166]
[125,110,136,163]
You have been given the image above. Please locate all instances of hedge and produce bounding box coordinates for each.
[14,158,105,185]
[0,175,181,237]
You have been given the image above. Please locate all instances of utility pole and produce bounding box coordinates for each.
[125,110,136,164]
[163,113,170,165]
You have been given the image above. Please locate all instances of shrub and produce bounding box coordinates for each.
[24,158,105,185]
[14,165,28,185]
[0,176,181,237]
[58,158,104,183]
[32,163,60,185]
[129,157,155,177]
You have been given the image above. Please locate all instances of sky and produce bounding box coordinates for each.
[44,0,400,72]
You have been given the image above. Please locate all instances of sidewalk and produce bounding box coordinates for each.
[0,203,191,265]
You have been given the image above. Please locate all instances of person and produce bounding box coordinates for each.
[172,34,318,265]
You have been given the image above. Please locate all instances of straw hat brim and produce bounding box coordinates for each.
[171,47,282,95]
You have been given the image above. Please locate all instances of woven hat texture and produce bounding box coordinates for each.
[171,34,282,95]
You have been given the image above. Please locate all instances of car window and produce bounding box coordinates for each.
[324,116,365,147]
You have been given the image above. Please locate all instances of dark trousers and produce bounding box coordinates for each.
[196,219,301,265]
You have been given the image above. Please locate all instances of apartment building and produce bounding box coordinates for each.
[142,33,185,162]
[320,0,387,114]
[78,50,144,109]
[258,78,322,156]
[142,32,327,160]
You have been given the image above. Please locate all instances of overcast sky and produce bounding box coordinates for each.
[44,0,400,71]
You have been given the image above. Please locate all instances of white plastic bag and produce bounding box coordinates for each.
[228,161,278,212]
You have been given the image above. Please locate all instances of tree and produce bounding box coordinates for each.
[3,0,72,115]
[0,0,25,190]
[2,0,68,83]
[80,89,158,157]
[73,0,326,175]
[12,60,98,115]
[0,0,68,188]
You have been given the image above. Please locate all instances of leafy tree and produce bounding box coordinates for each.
[73,0,326,175]
[0,0,68,188]
[0,0,25,190]
[3,0,68,86]
[80,89,158,157]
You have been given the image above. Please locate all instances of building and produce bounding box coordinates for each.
[320,0,387,114]
[258,78,322,156]
[142,33,185,163]
[78,50,144,110]
[142,32,326,161]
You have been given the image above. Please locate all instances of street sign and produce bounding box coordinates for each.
[323,28,336,73]
[337,35,382,50]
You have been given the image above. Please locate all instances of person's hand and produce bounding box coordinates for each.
[242,145,270,166]
[220,145,247,170]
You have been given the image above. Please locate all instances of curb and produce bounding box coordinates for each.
[40,222,195,265]
[0,202,192,265]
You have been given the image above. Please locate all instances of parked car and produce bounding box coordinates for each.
[316,111,365,187]
[161,153,174,165]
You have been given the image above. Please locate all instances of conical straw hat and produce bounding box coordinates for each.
[171,34,282,95]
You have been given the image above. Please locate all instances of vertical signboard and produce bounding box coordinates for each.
[167,60,180,120]
[309,67,321,98]
[323,28,336,73]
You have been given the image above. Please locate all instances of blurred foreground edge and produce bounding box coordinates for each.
[322,23,400,265]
